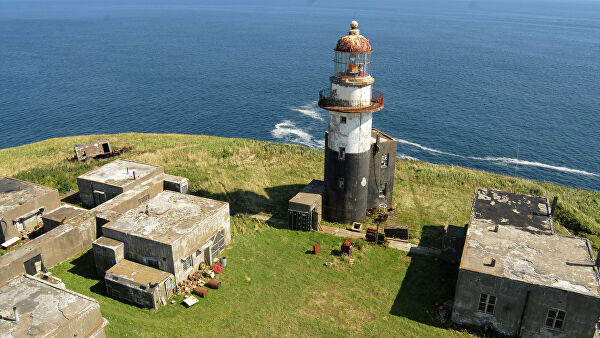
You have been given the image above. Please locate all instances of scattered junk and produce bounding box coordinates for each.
[73,139,132,161]
[219,256,227,267]
[365,227,387,244]
[193,287,208,298]
[324,262,333,267]
[288,180,325,231]
[341,239,353,256]
[384,225,409,240]
[348,222,363,232]
[375,212,389,224]
[313,242,321,255]
[205,280,221,289]
[212,262,223,274]
[183,296,199,307]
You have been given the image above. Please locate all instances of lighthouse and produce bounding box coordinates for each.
[319,21,387,224]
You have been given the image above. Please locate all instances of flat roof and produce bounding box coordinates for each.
[104,191,228,244]
[0,275,100,337]
[0,177,56,214]
[461,188,600,297]
[77,159,160,187]
[43,204,87,223]
[93,236,124,249]
[105,259,172,287]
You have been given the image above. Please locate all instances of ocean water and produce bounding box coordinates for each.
[0,0,598,190]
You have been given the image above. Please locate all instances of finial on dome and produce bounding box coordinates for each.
[349,20,359,35]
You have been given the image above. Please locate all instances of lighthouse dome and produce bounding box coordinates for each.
[334,21,372,53]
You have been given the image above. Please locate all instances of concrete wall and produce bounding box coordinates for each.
[0,188,60,243]
[101,226,175,277]
[105,277,157,309]
[77,179,124,208]
[171,204,231,283]
[367,137,397,209]
[0,211,97,285]
[162,174,189,194]
[92,238,124,277]
[452,269,600,337]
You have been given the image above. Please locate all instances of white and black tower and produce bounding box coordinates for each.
[319,21,385,223]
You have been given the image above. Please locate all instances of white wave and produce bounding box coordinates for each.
[270,120,324,149]
[470,156,599,177]
[397,153,420,161]
[395,138,464,157]
[289,101,325,121]
[392,135,597,177]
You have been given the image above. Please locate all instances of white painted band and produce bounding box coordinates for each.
[327,112,372,154]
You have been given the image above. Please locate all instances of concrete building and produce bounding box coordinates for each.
[104,260,174,309]
[77,159,164,207]
[318,21,397,224]
[452,188,600,337]
[288,180,325,231]
[42,204,87,234]
[0,177,60,243]
[0,274,107,337]
[98,191,230,284]
[367,129,397,209]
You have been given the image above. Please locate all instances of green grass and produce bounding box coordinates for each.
[52,216,474,337]
[1,133,599,336]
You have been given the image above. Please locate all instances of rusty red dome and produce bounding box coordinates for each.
[334,21,372,53]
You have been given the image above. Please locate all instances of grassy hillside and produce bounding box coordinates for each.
[1,133,598,249]
[0,133,598,337]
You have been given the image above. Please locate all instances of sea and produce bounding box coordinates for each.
[1,0,599,190]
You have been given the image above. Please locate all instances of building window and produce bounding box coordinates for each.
[545,308,566,330]
[378,184,386,198]
[144,257,159,269]
[381,153,389,168]
[478,293,496,314]
[339,147,346,160]
[341,116,347,124]
[182,254,193,270]
[338,177,344,189]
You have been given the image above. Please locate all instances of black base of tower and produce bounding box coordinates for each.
[324,136,370,224]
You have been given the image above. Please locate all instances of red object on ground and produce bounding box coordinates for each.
[212,262,223,274]
[314,242,321,255]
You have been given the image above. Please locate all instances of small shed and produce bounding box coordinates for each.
[288,180,325,231]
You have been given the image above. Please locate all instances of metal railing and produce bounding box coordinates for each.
[318,88,383,108]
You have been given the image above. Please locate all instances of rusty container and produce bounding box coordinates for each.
[313,242,321,255]
[341,239,353,256]
[205,279,221,289]
[193,287,207,298]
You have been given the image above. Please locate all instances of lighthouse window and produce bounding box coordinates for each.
[381,153,389,168]
[339,147,346,160]
[338,177,344,189]
[341,116,346,124]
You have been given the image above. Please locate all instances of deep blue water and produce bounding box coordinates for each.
[1,0,599,190]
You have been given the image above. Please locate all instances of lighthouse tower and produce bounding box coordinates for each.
[319,21,385,223]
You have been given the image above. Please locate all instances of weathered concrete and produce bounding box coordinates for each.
[77,159,164,207]
[0,274,107,337]
[288,180,325,231]
[102,191,230,283]
[452,188,600,337]
[162,174,189,194]
[42,204,87,234]
[367,128,397,209]
[0,177,60,243]
[93,237,124,277]
[104,259,174,309]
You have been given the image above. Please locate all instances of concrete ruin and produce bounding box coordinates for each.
[0,177,60,244]
[104,260,174,309]
[288,180,325,231]
[452,188,600,337]
[0,274,107,337]
[42,204,87,234]
[77,159,165,207]
[367,129,397,209]
[98,191,230,284]
[74,139,112,161]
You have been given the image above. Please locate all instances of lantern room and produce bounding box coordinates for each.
[333,21,373,80]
